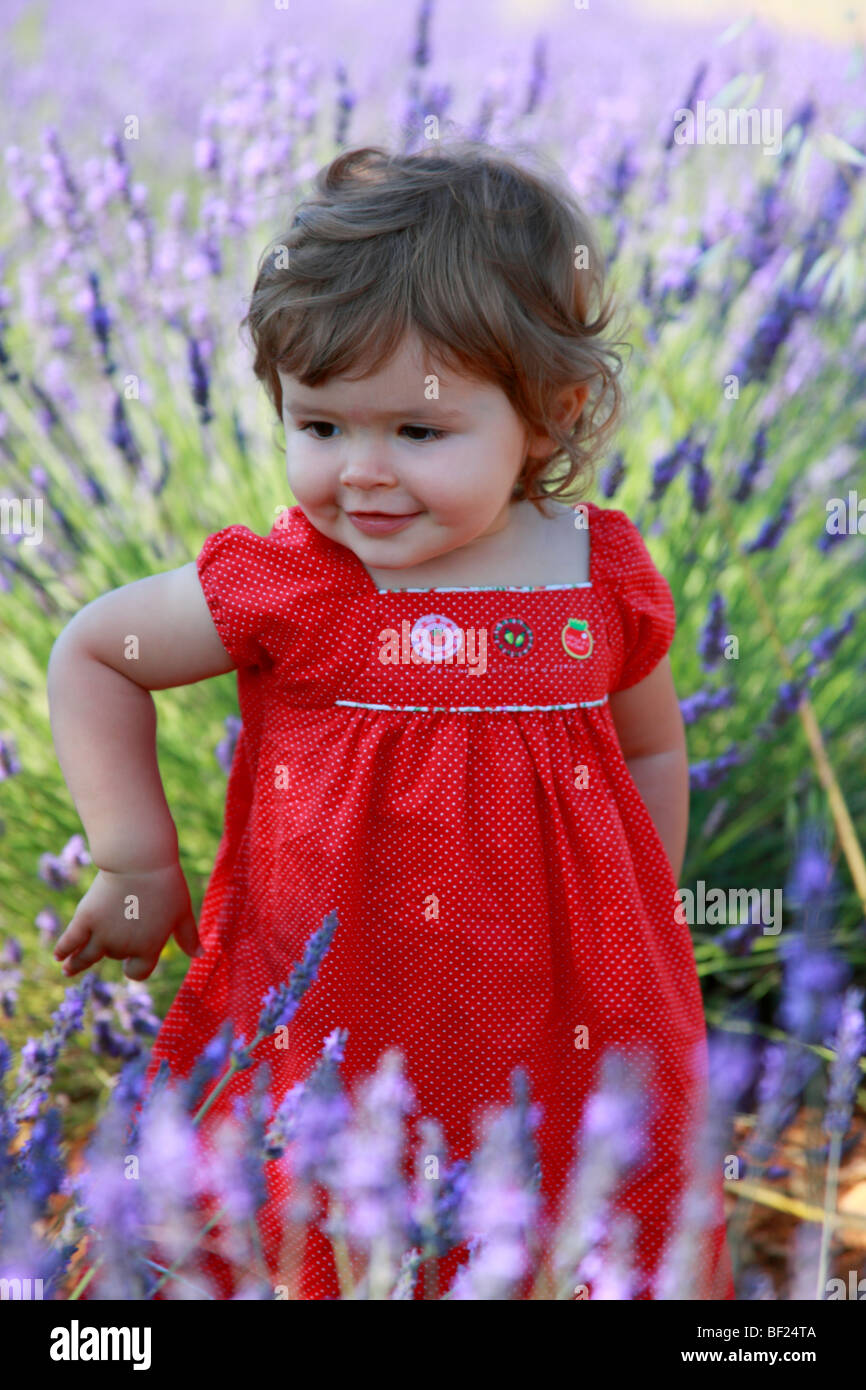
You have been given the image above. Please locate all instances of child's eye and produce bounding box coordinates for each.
[297,422,447,442]
[298,421,338,440]
[402,425,447,442]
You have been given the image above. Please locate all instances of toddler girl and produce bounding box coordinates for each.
[48,142,734,1300]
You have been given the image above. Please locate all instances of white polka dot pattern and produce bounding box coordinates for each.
[138,502,733,1301]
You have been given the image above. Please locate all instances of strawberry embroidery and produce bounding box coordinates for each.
[494,617,534,656]
[561,617,593,660]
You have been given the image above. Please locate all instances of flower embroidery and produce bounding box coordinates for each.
[493,617,534,656]
[561,618,593,660]
[410,614,465,664]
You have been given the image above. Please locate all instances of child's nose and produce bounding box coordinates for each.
[339,447,400,486]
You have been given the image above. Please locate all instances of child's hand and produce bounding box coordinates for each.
[53,862,203,981]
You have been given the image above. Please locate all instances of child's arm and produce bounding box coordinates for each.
[46,562,236,976]
[608,656,689,883]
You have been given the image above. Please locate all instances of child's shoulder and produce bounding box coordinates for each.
[199,505,366,604]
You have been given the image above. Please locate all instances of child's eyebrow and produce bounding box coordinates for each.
[284,400,469,423]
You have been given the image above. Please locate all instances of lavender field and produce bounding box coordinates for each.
[1,0,865,1301]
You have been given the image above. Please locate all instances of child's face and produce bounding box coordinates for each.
[278,330,537,569]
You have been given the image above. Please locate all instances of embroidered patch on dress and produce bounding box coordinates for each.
[493,617,534,656]
[561,617,593,660]
[410,614,465,664]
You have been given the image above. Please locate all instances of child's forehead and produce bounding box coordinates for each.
[277,356,495,400]
[277,337,443,385]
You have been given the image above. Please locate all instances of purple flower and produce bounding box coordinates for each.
[653,1034,734,1302]
[187,333,213,424]
[13,980,92,1121]
[184,1021,235,1113]
[0,967,20,1023]
[411,0,434,69]
[787,826,835,909]
[93,1018,141,1061]
[731,287,813,385]
[755,674,810,734]
[824,988,866,1136]
[662,61,707,151]
[109,392,142,471]
[805,611,857,674]
[0,736,22,780]
[111,981,160,1039]
[135,1083,207,1286]
[37,834,91,891]
[552,1049,648,1296]
[263,1027,346,1159]
[784,1221,821,1300]
[329,1051,415,1287]
[817,525,853,554]
[89,979,157,1062]
[649,434,692,502]
[797,167,861,288]
[730,425,768,503]
[746,1041,821,1167]
[686,441,711,513]
[697,591,727,669]
[2,938,22,967]
[604,136,639,211]
[215,715,242,775]
[778,932,849,1047]
[234,1064,272,1217]
[523,36,548,120]
[600,453,626,498]
[689,745,742,790]
[451,1077,541,1300]
[743,493,796,552]
[390,1248,423,1299]
[287,1087,351,1192]
[334,63,357,147]
[256,910,338,1039]
[18,1106,65,1211]
[73,1092,151,1299]
[679,685,735,726]
[716,913,766,957]
[707,1028,760,1116]
[193,114,221,176]
[738,183,784,275]
[638,256,654,311]
[408,1117,470,1259]
[82,270,113,366]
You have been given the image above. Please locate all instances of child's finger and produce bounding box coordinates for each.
[62,938,105,976]
[54,920,92,962]
[173,912,203,960]
[123,955,158,982]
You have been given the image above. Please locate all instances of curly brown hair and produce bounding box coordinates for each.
[242,140,629,514]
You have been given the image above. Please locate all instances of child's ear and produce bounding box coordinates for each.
[524,381,590,459]
[554,380,590,429]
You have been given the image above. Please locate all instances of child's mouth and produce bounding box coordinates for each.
[347,511,421,535]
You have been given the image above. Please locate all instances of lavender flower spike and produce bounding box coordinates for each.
[824,988,866,1137]
[256,910,339,1038]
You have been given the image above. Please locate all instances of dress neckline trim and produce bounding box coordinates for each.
[292,503,596,594]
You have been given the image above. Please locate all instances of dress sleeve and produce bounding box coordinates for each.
[593,507,677,693]
[196,524,290,670]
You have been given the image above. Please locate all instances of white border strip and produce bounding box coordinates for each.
[334,696,609,712]
[375,581,592,594]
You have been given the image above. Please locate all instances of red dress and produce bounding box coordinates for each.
[142,500,734,1300]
